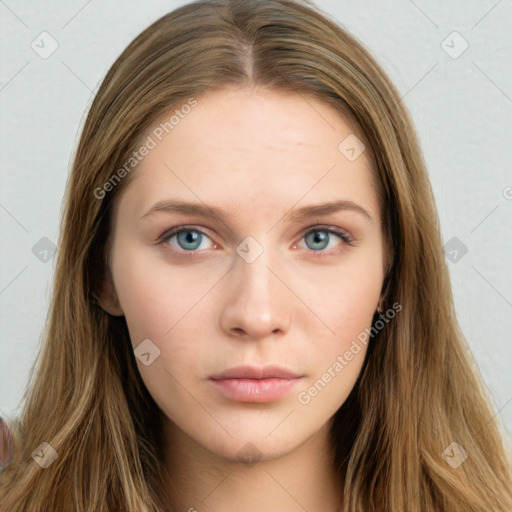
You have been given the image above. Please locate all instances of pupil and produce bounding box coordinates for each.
[179,231,200,249]
[310,231,327,249]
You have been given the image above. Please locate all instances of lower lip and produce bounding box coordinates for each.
[208,377,301,402]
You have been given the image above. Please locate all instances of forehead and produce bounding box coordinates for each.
[118,87,379,224]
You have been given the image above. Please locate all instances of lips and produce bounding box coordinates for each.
[208,365,304,402]
[209,365,302,380]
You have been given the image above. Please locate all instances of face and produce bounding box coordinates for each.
[105,87,386,463]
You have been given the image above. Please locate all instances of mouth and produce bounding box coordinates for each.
[208,365,304,403]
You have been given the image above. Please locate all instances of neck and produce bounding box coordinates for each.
[162,419,343,512]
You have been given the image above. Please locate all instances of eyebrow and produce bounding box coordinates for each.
[140,198,374,224]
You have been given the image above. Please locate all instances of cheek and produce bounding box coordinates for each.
[299,250,383,394]
[330,268,382,337]
[302,246,384,339]
[296,289,377,415]
[111,240,218,345]
[111,247,213,412]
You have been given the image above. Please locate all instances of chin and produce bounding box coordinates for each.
[209,438,292,466]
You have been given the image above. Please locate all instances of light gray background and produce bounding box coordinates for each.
[1,0,511,446]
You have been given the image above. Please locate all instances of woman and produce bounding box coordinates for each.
[1,0,511,510]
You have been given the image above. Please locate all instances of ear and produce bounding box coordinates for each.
[96,268,124,317]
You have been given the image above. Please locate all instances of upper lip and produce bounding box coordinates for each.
[210,365,302,380]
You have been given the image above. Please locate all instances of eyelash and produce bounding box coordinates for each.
[157,224,354,258]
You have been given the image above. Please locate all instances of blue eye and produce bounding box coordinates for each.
[302,228,351,254]
[158,225,352,256]
[161,227,214,252]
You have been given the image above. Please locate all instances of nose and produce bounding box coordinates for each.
[219,242,291,341]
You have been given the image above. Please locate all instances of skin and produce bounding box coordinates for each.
[100,87,387,512]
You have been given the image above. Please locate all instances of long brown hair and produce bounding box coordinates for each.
[1,1,511,510]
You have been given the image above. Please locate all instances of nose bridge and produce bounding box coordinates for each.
[235,234,277,305]
[220,234,290,338]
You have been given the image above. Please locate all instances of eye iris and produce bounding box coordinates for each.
[306,230,329,250]
[177,230,201,250]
